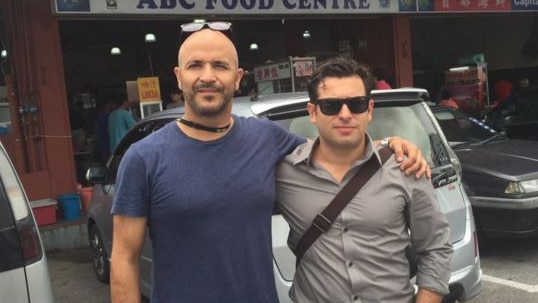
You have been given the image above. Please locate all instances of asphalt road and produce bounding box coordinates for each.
[47,248,111,303]
[48,237,538,303]
[469,236,538,303]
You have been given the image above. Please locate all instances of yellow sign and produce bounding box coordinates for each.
[137,77,161,102]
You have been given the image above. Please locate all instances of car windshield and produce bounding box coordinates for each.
[434,108,498,144]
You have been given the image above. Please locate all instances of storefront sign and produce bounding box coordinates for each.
[254,62,291,82]
[137,77,161,102]
[52,0,538,15]
[53,0,396,15]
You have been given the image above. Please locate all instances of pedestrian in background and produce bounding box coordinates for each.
[94,98,116,162]
[516,74,530,92]
[165,88,184,109]
[439,89,459,109]
[492,79,513,107]
[374,67,392,89]
[108,92,136,154]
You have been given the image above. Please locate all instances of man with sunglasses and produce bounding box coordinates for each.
[276,58,452,303]
[110,22,431,303]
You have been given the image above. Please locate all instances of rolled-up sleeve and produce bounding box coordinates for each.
[406,177,453,295]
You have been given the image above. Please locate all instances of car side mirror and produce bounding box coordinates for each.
[86,165,107,184]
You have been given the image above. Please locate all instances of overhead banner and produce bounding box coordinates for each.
[52,0,538,16]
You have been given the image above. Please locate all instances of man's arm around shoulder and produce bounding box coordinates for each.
[110,214,147,303]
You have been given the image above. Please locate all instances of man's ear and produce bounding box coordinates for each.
[307,102,317,123]
[174,66,182,90]
[367,100,374,121]
[235,68,245,91]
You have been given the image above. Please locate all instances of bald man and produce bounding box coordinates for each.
[110,22,429,303]
[110,23,303,303]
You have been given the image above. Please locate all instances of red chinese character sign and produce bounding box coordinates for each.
[433,0,511,11]
[253,57,316,94]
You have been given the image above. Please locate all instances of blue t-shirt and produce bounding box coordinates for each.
[112,116,304,303]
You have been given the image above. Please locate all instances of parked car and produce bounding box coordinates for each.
[433,106,538,241]
[483,85,538,140]
[0,141,55,303]
[86,88,482,302]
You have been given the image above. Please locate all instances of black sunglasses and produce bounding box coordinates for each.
[315,96,370,115]
[179,21,235,45]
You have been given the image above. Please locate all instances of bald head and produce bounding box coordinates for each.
[178,29,239,68]
[173,28,244,119]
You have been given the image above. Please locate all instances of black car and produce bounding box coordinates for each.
[433,106,538,241]
[483,85,538,140]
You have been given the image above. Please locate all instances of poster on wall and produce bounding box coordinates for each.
[292,57,316,92]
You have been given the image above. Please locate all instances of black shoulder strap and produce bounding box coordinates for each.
[294,146,393,267]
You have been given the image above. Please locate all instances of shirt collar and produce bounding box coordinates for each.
[287,133,385,167]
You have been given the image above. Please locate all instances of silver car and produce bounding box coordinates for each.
[0,141,54,303]
[86,88,482,302]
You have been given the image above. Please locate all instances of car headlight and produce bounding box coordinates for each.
[504,180,538,195]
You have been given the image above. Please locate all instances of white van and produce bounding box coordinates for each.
[0,141,54,302]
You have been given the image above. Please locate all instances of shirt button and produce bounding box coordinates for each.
[343,227,349,233]
[353,295,359,301]
[348,261,353,267]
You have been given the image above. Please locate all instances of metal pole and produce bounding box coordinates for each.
[147,51,154,76]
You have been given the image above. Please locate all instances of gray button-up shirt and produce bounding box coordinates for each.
[276,136,452,303]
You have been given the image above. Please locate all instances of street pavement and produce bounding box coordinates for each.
[47,247,111,303]
[48,238,538,303]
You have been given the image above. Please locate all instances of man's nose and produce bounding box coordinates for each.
[338,103,353,118]
[199,64,217,81]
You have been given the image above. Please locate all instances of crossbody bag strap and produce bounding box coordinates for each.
[294,146,393,267]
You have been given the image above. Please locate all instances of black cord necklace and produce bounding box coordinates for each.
[177,118,231,133]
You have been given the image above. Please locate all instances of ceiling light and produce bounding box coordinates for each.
[144,33,157,43]
[303,30,311,39]
[249,43,259,50]
[110,47,121,55]
[449,66,470,72]
[0,50,7,58]
[193,19,206,24]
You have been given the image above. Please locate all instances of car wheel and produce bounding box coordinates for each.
[89,224,110,283]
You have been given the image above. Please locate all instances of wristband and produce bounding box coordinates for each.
[379,137,391,147]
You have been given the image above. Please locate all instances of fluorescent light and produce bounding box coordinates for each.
[303,30,311,38]
[0,50,6,58]
[193,19,206,24]
[144,33,156,43]
[110,47,121,55]
[449,66,470,72]
[250,43,259,50]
